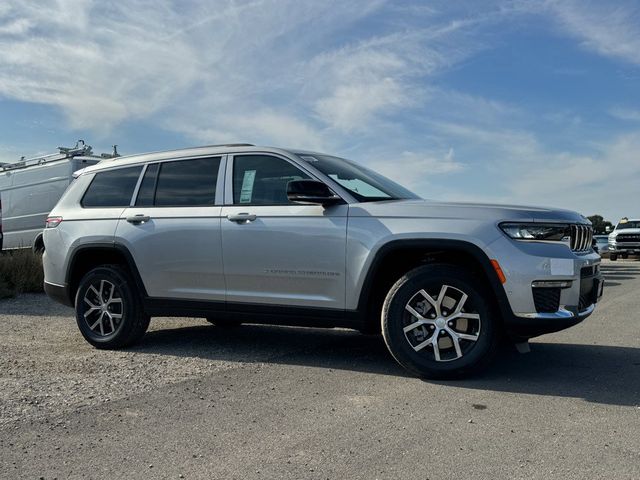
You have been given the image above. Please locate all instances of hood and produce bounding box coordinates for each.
[349,199,589,224]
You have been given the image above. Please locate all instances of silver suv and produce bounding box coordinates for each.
[43,144,604,378]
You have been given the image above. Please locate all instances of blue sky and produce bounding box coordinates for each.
[1,0,639,221]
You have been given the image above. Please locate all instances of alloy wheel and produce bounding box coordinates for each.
[402,285,481,362]
[82,279,124,337]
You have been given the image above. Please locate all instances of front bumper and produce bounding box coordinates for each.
[485,235,603,339]
[505,301,600,339]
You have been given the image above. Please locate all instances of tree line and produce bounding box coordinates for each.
[587,215,614,234]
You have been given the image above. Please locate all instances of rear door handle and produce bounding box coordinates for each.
[126,214,150,224]
[227,213,257,223]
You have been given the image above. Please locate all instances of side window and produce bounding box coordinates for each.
[81,166,142,208]
[233,155,310,205]
[154,157,221,207]
[135,163,159,206]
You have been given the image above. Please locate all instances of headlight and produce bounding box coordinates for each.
[500,223,569,241]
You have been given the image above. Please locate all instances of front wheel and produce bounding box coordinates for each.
[382,264,500,379]
[75,265,150,349]
[610,254,617,261]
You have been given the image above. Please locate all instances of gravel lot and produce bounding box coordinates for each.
[1,259,639,479]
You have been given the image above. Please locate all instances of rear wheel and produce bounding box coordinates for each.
[610,254,617,261]
[382,264,499,379]
[75,265,149,349]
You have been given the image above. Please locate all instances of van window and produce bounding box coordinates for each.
[154,157,221,207]
[81,166,142,208]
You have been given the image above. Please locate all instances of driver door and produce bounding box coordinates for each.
[220,154,348,309]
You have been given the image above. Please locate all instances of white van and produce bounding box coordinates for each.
[0,141,116,251]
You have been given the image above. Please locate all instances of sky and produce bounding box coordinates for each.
[1,0,639,221]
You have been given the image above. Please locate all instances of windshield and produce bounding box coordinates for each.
[296,153,419,202]
[616,221,640,230]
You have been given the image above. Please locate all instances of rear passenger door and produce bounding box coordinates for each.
[220,154,348,309]
[115,156,226,302]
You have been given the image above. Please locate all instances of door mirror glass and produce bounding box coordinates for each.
[286,180,342,206]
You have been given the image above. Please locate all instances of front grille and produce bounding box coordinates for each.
[569,224,593,252]
[616,234,640,243]
[533,287,561,313]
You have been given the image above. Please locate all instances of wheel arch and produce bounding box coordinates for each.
[65,243,147,305]
[356,239,513,332]
[32,232,45,253]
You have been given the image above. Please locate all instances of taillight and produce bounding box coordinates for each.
[45,216,63,228]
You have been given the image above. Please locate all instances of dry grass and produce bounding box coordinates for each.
[0,249,44,299]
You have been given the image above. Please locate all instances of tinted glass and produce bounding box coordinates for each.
[233,155,310,205]
[135,163,159,206]
[82,166,142,208]
[297,154,418,202]
[155,157,220,206]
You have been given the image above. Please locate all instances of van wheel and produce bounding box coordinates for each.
[206,317,242,327]
[610,254,617,261]
[381,264,499,379]
[75,265,150,349]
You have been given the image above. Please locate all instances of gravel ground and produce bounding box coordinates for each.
[1,259,639,479]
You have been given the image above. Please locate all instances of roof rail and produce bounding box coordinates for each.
[1,140,118,172]
[205,143,255,147]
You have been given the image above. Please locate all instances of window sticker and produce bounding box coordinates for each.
[239,169,256,203]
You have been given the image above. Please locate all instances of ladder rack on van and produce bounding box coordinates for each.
[1,140,119,172]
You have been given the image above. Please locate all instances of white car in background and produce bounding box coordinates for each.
[608,218,640,261]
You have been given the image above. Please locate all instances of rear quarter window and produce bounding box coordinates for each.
[81,166,142,208]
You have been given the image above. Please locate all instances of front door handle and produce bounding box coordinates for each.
[227,213,257,223]
[126,214,150,224]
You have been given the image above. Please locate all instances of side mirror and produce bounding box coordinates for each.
[287,180,342,206]
[605,226,611,233]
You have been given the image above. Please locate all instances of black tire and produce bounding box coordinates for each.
[75,264,150,349]
[610,254,617,261]
[206,317,242,327]
[381,264,500,379]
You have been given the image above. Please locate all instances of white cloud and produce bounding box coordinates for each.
[369,148,464,190]
[609,107,640,121]
[430,118,640,220]
[2,0,639,222]
[174,110,325,150]
[546,0,640,65]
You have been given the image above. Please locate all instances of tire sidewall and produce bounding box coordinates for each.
[382,265,496,378]
[75,266,137,348]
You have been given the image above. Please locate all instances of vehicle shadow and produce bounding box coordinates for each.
[135,323,640,407]
[442,342,640,407]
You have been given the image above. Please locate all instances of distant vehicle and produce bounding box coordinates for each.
[608,218,640,261]
[593,235,609,257]
[0,141,118,252]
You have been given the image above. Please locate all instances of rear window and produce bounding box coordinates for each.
[81,166,142,208]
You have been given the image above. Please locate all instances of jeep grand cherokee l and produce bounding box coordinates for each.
[43,144,604,378]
